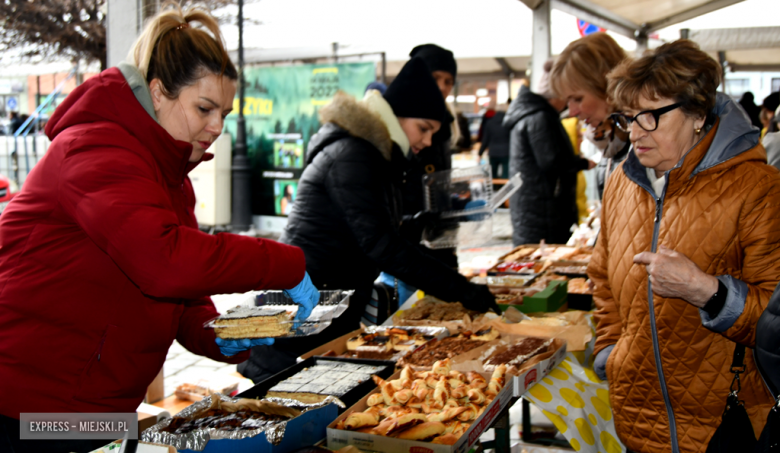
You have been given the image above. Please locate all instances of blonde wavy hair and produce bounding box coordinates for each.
[550,33,626,101]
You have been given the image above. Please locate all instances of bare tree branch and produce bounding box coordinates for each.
[0,0,256,71]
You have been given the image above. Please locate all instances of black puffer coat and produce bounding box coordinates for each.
[281,94,471,299]
[757,282,780,397]
[239,93,482,382]
[503,85,589,246]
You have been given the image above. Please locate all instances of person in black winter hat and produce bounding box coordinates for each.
[238,57,499,383]
[377,44,462,305]
[410,44,457,98]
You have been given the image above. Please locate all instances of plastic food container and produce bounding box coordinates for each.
[205,290,353,338]
[420,166,522,249]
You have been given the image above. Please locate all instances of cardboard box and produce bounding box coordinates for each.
[177,402,339,453]
[487,311,592,352]
[300,329,363,360]
[299,326,449,361]
[449,337,567,397]
[325,336,566,453]
[326,370,515,453]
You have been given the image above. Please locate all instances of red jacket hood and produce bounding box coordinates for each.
[45,67,213,186]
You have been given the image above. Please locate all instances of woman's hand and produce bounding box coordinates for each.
[633,245,718,308]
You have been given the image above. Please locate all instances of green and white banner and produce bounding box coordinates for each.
[225,62,375,216]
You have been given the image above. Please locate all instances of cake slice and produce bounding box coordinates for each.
[483,337,552,372]
[213,306,294,339]
[356,335,394,359]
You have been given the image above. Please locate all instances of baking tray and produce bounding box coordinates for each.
[239,357,395,412]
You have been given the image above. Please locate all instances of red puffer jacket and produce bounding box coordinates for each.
[0,68,305,417]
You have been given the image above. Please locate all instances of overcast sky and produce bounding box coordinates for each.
[1,0,778,77]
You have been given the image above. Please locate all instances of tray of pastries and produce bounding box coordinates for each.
[342,326,449,361]
[332,359,509,445]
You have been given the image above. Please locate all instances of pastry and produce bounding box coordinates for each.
[213,306,293,339]
[336,360,507,444]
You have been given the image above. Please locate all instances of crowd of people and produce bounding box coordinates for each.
[0,3,778,453]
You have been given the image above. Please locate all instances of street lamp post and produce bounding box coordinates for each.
[231,0,252,232]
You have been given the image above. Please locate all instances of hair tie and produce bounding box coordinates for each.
[175,22,189,30]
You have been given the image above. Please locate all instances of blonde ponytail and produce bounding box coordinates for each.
[127,2,236,99]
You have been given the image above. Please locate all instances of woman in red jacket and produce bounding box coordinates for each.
[0,6,317,452]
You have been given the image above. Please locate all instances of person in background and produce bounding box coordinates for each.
[739,91,762,129]
[478,106,511,178]
[365,81,387,95]
[0,5,319,453]
[279,184,295,215]
[377,44,462,308]
[561,116,589,223]
[503,59,595,247]
[550,32,628,199]
[477,100,496,144]
[760,92,779,138]
[7,111,23,135]
[453,111,472,153]
[239,58,499,383]
[763,104,780,170]
[591,40,779,452]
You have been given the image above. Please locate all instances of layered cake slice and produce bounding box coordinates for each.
[213,306,294,339]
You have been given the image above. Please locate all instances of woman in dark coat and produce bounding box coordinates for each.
[239,58,499,382]
[504,77,593,246]
[756,284,780,447]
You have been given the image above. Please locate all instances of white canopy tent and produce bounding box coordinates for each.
[213,0,779,88]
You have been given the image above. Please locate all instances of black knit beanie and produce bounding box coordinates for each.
[384,57,447,122]
[409,44,457,80]
[763,92,780,112]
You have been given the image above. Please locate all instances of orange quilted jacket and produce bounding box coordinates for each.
[589,97,780,453]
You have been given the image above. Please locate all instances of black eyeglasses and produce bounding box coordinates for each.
[610,102,683,132]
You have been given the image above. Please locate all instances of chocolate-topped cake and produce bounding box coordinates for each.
[399,336,487,367]
[483,337,552,372]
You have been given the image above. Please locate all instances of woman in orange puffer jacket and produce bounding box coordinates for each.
[589,40,780,453]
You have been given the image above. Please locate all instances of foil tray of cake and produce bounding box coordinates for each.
[141,392,342,450]
[204,290,353,339]
[343,326,450,361]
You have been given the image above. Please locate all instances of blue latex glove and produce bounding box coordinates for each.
[465,199,489,221]
[215,337,274,357]
[283,271,320,321]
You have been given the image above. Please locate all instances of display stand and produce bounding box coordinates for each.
[481,402,513,453]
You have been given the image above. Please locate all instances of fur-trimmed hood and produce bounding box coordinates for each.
[316,90,409,162]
